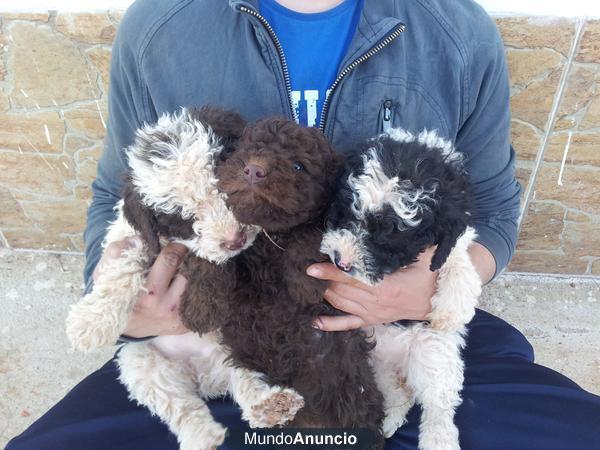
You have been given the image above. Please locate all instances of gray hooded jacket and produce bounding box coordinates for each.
[84,0,521,287]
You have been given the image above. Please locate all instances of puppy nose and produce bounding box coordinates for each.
[243,164,266,184]
[333,251,352,273]
[222,231,247,251]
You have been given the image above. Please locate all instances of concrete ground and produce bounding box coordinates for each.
[1,249,599,447]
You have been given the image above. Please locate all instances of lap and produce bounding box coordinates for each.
[7,309,600,450]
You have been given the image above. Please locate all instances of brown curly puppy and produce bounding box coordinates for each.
[180,118,385,446]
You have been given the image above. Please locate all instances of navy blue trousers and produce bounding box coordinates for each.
[7,309,600,449]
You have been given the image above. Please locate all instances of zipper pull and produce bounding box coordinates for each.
[382,100,393,133]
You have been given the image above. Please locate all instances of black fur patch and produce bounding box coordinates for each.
[326,134,472,282]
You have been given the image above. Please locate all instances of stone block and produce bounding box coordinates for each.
[509,251,588,274]
[1,12,50,22]
[546,132,600,166]
[64,135,97,155]
[577,20,600,64]
[2,227,76,250]
[19,198,88,236]
[64,105,107,140]
[517,202,564,251]
[68,234,85,252]
[592,260,600,275]
[506,48,563,87]
[511,120,541,161]
[580,96,600,131]
[533,165,600,215]
[565,210,593,223]
[55,13,117,45]
[85,47,111,91]
[554,65,600,129]
[0,91,9,112]
[510,70,561,130]
[0,111,65,153]
[561,221,600,258]
[495,17,576,56]
[74,144,102,188]
[0,152,74,197]
[8,23,98,108]
[0,186,32,228]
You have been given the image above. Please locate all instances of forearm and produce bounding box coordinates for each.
[468,242,496,285]
[83,11,151,289]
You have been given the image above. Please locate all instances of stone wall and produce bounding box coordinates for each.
[0,11,116,251]
[501,18,600,275]
[0,12,598,274]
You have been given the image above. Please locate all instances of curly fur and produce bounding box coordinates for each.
[180,118,385,447]
[321,130,482,450]
[66,107,304,450]
[124,106,260,263]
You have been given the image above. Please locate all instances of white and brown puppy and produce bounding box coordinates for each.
[321,129,482,450]
[66,107,303,450]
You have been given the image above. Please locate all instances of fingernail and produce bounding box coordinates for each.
[307,267,321,277]
[312,319,322,329]
[126,236,141,248]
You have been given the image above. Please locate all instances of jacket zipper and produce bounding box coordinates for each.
[382,99,393,133]
[318,23,406,132]
[238,4,405,134]
[238,5,298,123]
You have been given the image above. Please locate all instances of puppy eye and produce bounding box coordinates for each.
[292,161,305,172]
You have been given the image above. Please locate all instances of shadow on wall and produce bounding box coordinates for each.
[0,12,598,275]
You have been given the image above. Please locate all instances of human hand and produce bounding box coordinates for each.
[307,247,438,331]
[94,240,190,338]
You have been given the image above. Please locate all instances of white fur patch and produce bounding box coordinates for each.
[386,127,463,164]
[348,148,433,229]
[320,227,376,286]
[127,108,223,219]
[103,200,136,246]
[178,206,260,264]
[370,226,482,445]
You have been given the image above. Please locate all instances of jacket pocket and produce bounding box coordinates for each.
[359,75,450,140]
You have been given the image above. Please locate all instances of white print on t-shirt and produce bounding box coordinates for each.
[291,89,332,127]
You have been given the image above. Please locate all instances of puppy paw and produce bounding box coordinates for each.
[178,420,227,450]
[418,425,459,450]
[382,406,409,438]
[66,299,120,351]
[246,387,304,428]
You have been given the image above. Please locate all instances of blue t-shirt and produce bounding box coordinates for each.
[259,0,363,127]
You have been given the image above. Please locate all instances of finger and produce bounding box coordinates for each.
[328,280,373,299]
[136,274,187,315]
[323,288,369,316]
[108,237,140,257]
[164,274,188,310]
[314,314,366,332]
[146,243,188,295]
[306,262,366,288]
[94,237,140,281]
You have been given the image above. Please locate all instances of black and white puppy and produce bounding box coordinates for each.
[321,129,482,450]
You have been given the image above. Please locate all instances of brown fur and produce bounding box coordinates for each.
[180,118,385,447]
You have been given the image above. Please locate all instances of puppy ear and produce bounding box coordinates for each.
[427,157,471,271]
[430,220,467,271]
[122,179,161,257]
[304,127,344,184]
[330,151,345,177]
[191,105,247,157]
